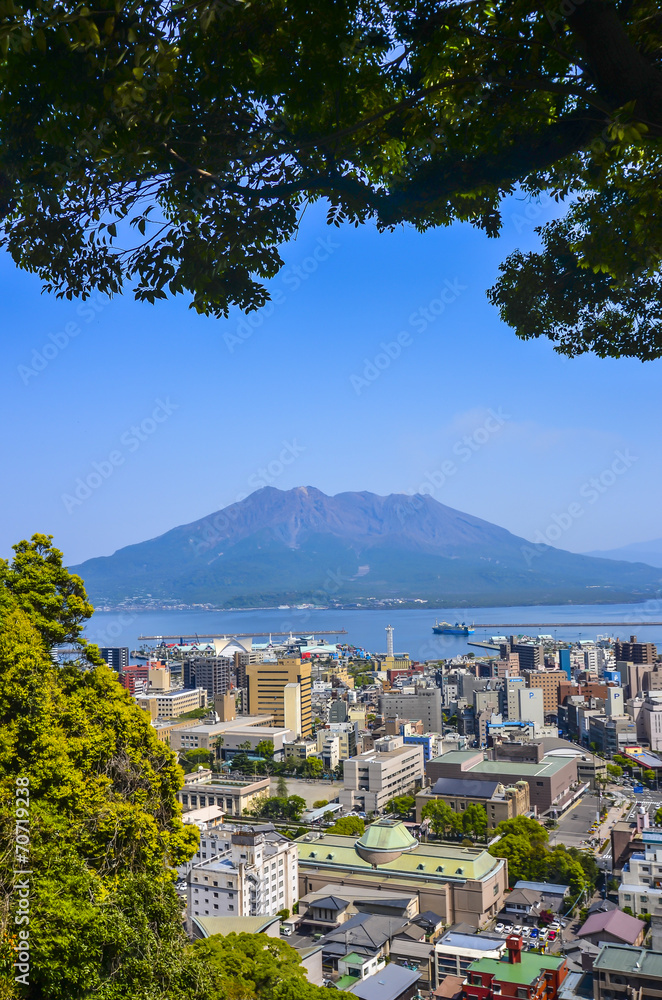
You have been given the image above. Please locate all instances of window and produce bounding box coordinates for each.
[229,904,234,911]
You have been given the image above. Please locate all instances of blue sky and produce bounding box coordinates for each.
[1,195,659,566]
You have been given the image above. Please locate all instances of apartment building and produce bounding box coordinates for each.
[188,824,298,922]
[594,945,662,1000]
[247,655,312,737]
[99,646,129,669]
[380,690,443,734]
[340,736,425,813]
[615,636,657,665]
[183,655,232,698]
[316,723,358,760]
[619,829,662,916]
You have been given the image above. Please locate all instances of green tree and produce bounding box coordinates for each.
[327,816,365,836]
[2,7,662,360]
[301,757,323,779]
[0,540,204,999]
[313,799,329,809]
[385,795,415,818]
[192,932,329,1000]
[285,795,307,821]
[644,768,656,784]
[463,803,489,841]
[180,748,214,774]
[276,775,289,798]
[421,800,460,838]
[606,764,623,779]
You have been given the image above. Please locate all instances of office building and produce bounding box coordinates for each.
[380,690,442,733]
[316,723,358,760]
[615,636,656,666]
[416,776,530,829]
[619,829,662,915]
[247,655,312,737]
[504,677,525,720]
[178,773,271,817]
[640,692,662,751]
[297,819,508,928]
[427,748,577,815]
[515,687,545,732]
[170,713,279,752]
[525,671,564,716]
[99,646,129,670]
[188,824,298,921]
[435,929,506,980]
[137,686,207,720]
[340,737,424,813]
[588,714,637,755]
[558,648,572,680]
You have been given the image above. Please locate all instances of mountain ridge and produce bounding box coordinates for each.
[71,486,662,608]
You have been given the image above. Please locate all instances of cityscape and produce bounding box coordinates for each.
[1,4,662,1000]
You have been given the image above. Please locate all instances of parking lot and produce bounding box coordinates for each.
[547,795,601,849]
[491,918,566,953]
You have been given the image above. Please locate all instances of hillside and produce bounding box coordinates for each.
[586,538,662,569]
[71,486,662,607]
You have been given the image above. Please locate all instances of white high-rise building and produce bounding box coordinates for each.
[386,625,394,657]
[188,824,298,922]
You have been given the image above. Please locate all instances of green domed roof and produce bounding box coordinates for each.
[354,820,418,865]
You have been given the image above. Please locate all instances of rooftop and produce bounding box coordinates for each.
[594,945,662,977]
[349,963,420,1000]
[430,750,573,777]
[469,951,564,985]
[578,909,645,945]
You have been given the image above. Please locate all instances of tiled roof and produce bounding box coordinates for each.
[578,909,645,945]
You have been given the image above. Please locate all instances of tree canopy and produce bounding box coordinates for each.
[1,0,661,358]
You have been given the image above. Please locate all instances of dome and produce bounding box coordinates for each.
[354,819,419,866]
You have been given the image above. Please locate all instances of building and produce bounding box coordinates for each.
[136,686,207,720]
[463,935,568,1000]
[183,655,232,698]
[284,739,319,760]
[349,963,420,1000]
[119,663,149,695]
[593,945,662,1000]
[619,828,662,915]
[188,823,298,921]
[169,713,277,752]
[577,909,646,947]
[415,776,530,829]
[340,737,425,813]
[435,929,506,979]
[297,819,508,928]
[99,646,129,670]
[247,655,312,737]
[639,692,662,751]
[525,671,564,716]
[615,636,657,666]
[558,649,572,680]
[380,690,443,734]
[501,640,544,672]
[587,714,637,755]
[317,723,358,761]
[426,749,577,816]
[178,774,271,817]
[514,688,545,732]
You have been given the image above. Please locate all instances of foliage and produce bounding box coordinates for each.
[1,6,662,358]
[251,795,307,822]
[0,540,204,999]
[489,817,598,897]
[385,795,415,818]
[313,799,329,809]
[191,932,329,1000]
[421,800,488,840]
[180,748,214,774]
[606,764,623,779]
[277,909,290,922]
[326,816,365,836]
[276,775,289,798]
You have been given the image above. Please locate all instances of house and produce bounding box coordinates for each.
[298,885,418,932]
[389,937,436,989]
[577,909,647,948]
[432,976,464,1000]
[503,888,541,922]
[462,935,568,1000]
[320,912,410,969]
[348,963,421,1000]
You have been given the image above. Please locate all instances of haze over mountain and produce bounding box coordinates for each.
[586,539,662,570]
[71,487,662,608]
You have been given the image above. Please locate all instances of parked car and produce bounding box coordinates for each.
[503,924,513,934]
[529,928,539,939]
[495,923,505,934]
[549,930,557,941]
[539,929,549,941]
[513,925,523,934]
[522,927,531,938]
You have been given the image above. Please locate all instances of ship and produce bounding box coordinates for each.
[432,620,475,635]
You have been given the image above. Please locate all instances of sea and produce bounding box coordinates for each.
[84,599,662,661]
